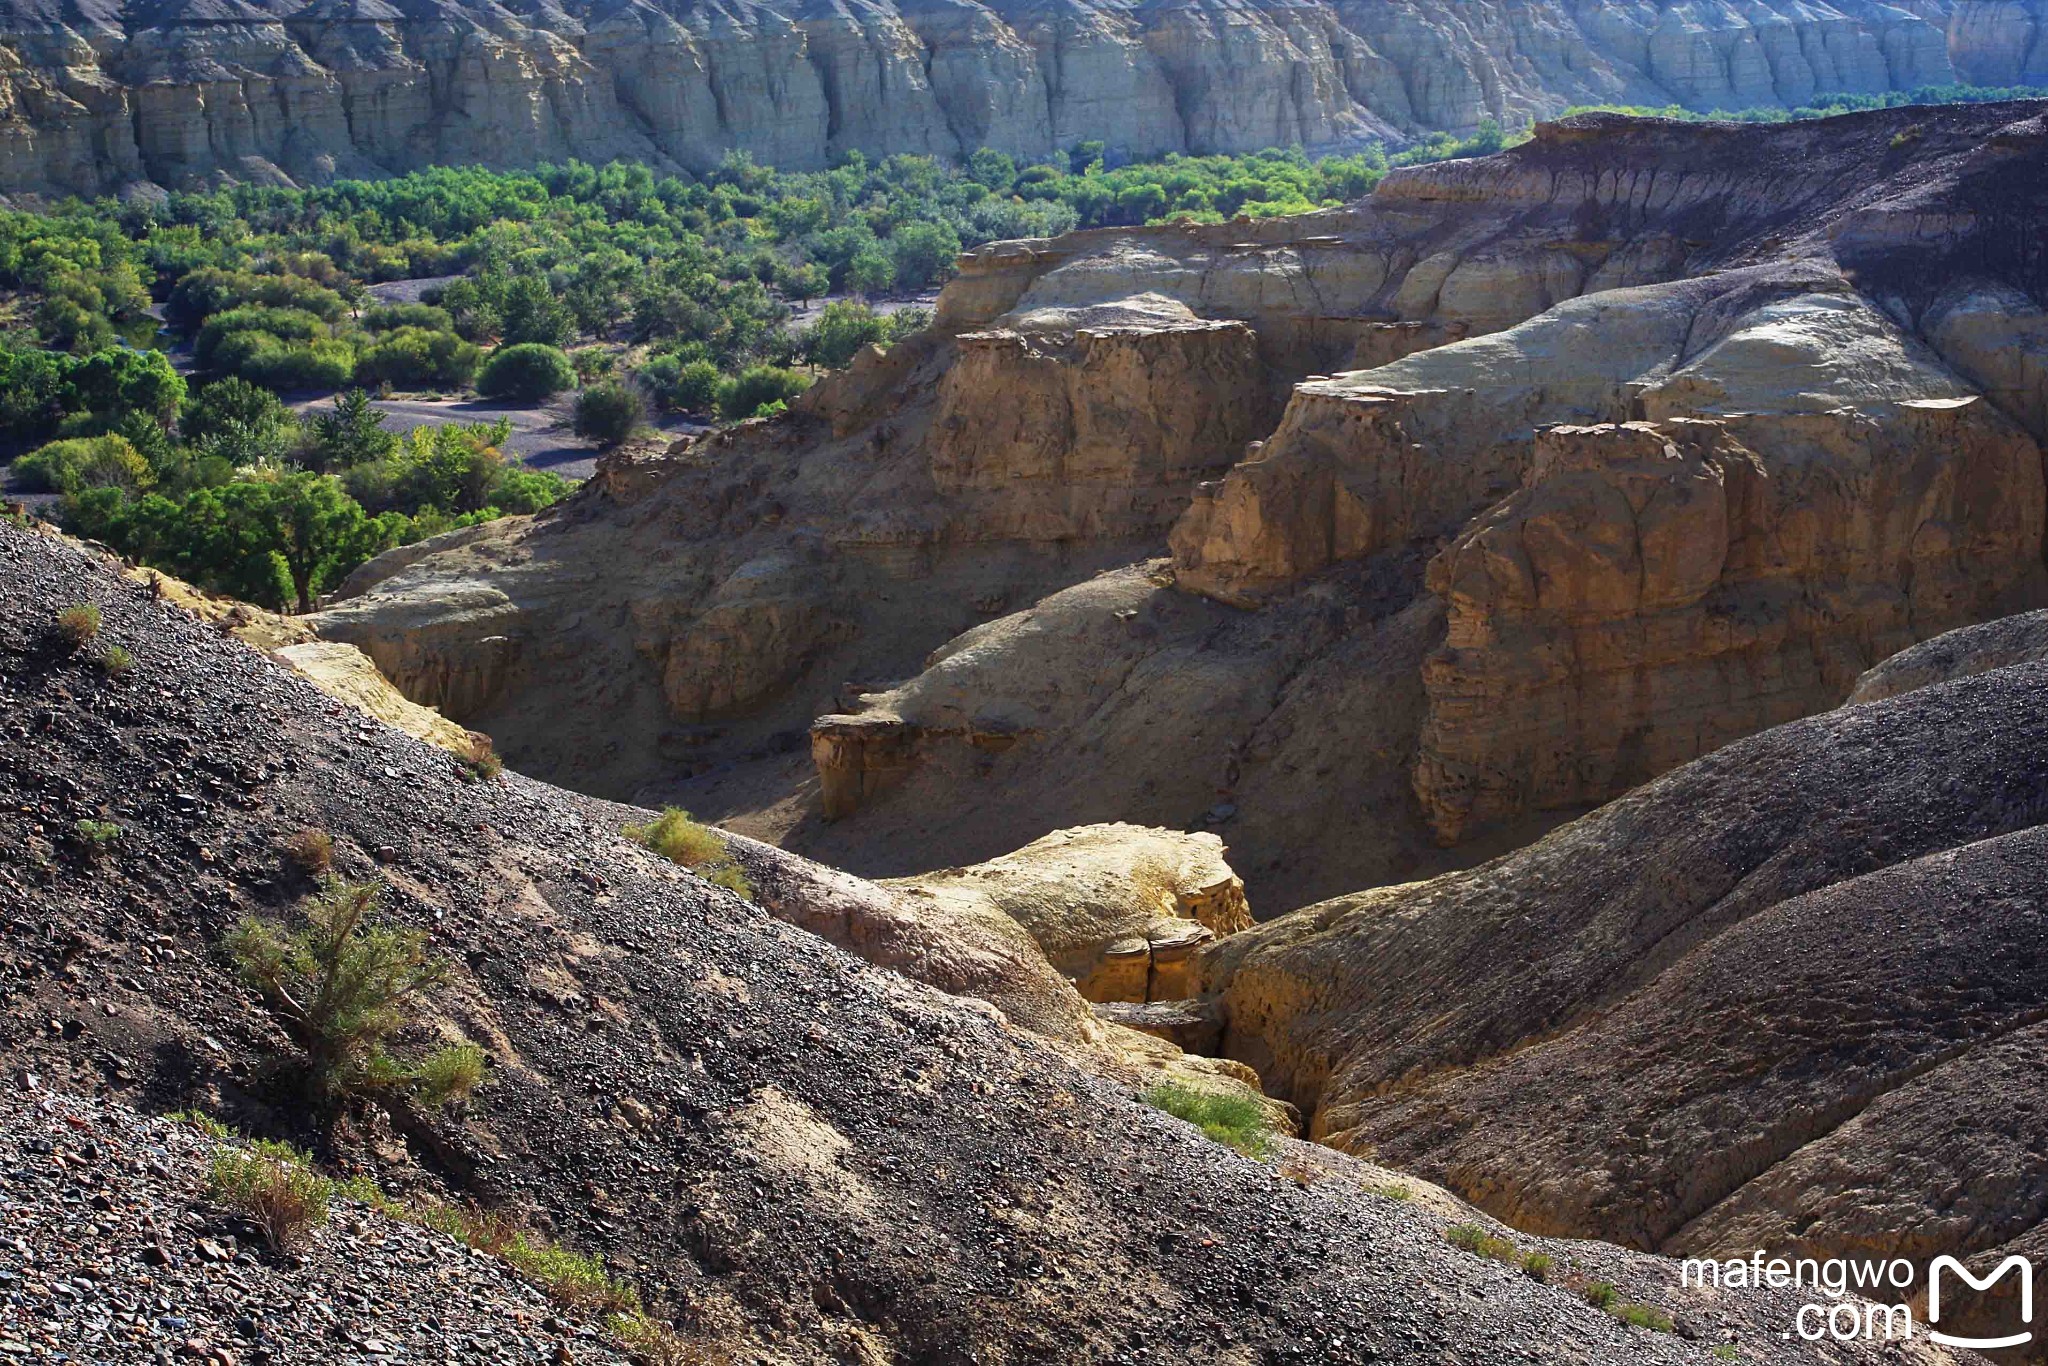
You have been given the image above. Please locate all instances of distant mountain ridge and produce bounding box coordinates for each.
[0,0,2040,196]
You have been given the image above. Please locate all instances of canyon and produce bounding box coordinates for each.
[0,0,2044,197]
[316,100,2048,913]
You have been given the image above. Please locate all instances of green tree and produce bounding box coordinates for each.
[887,221,961,291]
[497,274,574,347]
[305,389,399,473]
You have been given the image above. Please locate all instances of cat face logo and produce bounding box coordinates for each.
[1927,1254,2034,1349]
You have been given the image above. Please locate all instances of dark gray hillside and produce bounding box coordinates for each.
[0,519,1946,1364]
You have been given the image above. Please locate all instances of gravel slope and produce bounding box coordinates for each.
[0,519,1961,1364]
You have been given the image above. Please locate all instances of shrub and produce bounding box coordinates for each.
[1582,1281,1617,1310]
[486,466,570,515]
[195,307,325,370]
[714,364,810,421]
[281,826,334,876]
[96,644,135,677]
[54,602,101,648]
[1446,1223,1519,1261]
[209,1139,332,1254]
[361,302,454,333]
[1141,1082,1276,1158]
[459,734,503,782]
[623,807,754,899]
[353,327,481,391]
[1520,1251,1553,1281]
[476,343,575,403]
[639,355,722,413]
[16,435,150,495]
[572,381,643,447]
[223,876,485,1104]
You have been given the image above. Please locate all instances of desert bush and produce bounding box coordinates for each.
[1141,1082,1276,1158]
[638,355,722,413]
[223,877,486,1104]
[281,826,334,876]
[54,602,102,649]
[459,734,504,782]
[1611,1302,1675,1332]
[504,1236,641,1314]
[1582,1281,1617,1310]
[1520,1251,1553,1281]
[622,807,753,898]
[1446,1223,1518,1261]
[209,1139,332,1254]
[476,343,575,402]
[572,381,643,447]
[96,644,135,677]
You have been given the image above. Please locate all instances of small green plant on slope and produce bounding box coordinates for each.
[459,733,504,782]
[53,602,100,650]
[72,818,120,861]
[95,644,134,677]
[209,1139,332,1254]
[223,876,486,1105]
[281,825,334,877]
[1610,1301,1676,1332]
[1446,1223,1519,1262]
[623,807,753,899]
[1141,1082,1277,1159]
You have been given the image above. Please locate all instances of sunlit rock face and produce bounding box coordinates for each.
[0,0,1985,197]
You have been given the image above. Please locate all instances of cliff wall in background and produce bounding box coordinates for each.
[0,0,2035,197]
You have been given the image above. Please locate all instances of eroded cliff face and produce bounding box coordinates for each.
[318,105,2048,914]
[0,0,2011,197]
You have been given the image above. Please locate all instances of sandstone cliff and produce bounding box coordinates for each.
[0,0,2018,197]
[316,104,2048,913]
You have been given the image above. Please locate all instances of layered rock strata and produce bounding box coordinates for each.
[318,106,2048,912]
[0,0,2006,197]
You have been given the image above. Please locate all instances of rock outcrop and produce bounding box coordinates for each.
[1188,630,2048,1353]
[0,0,2000,198]
[319,104,2048,913]
[884,823,1252,1003]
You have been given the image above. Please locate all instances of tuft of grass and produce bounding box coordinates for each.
[1141,1082,1277,1159]
[96,644,135,677]
[410,1043,488,1106]
[1582,1280,1617,1310]
[608,1311,696,1364]
[504,1235,642,1315]
[1371,1181,1412,1201]
[1611,1301,1676,1332]
[209,1139,332,1255]
[54,602,101,650]
[623,807,754,901]
[167,1109,235,1139]
[281,826,334,877]
[459,734,503,782]
[1712,1347,1739,1361]
[1446,1223,1519,1261]
[1520,1250,1553,1281]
